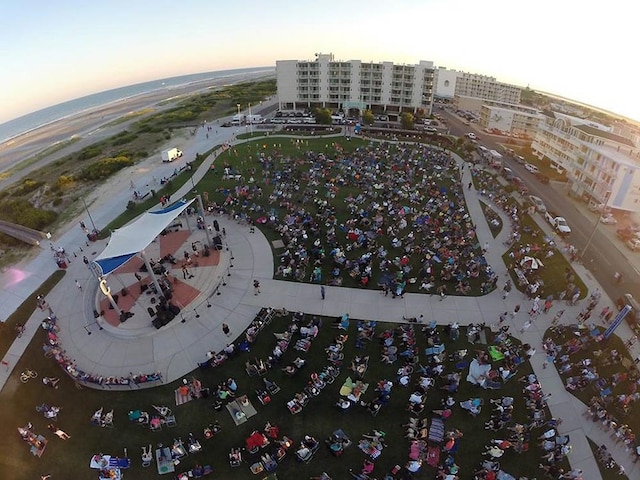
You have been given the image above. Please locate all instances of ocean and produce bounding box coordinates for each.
[0,66,274,143]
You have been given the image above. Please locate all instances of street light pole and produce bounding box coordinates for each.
[82,198,97,232]
[581,190,611,261]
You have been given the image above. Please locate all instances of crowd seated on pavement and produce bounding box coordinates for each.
[42,320,162,387]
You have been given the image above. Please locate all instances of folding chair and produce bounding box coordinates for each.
[91,407,103,426]
[165,415,177,427]
[264,378,280,395]
[102,409,114,428]
[150,416,162,431]
[141,445,153,467]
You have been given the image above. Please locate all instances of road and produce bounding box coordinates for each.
[440,107,640,303]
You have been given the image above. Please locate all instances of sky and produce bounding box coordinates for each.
[2,0,640,124]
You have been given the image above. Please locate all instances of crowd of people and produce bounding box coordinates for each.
[40,315,162,387]
[208,142,497,296]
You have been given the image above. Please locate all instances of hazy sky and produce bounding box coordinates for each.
[2,0,639,123]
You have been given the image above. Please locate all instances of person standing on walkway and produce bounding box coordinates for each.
[222,323,231,336]
[253,280,261,295]
[510,304,521,319]
[502,280,512,300]
[75,280,82,291]
[437,285,447,301]
[321,285,325,300]
[551,310,565,327]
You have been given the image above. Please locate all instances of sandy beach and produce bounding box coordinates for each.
[0,70,274,189]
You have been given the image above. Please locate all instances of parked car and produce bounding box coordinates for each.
[616,228,639,242]
[524,163,540,174]
[600,214,617,225]
[535,173,550,184]
[627,238,640,251]
[528,195,547,213]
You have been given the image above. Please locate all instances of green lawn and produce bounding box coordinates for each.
[197,137,489,296]
[502,213,587,300]
[547,324,639,445]
[1,309,564,480]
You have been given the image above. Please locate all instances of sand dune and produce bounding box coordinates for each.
[0,70,274,188]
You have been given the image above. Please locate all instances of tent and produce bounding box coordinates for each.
[93,199,195,276]
[466,358,491,385]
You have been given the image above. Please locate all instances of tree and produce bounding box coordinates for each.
[315,108,332,125]
[400,112,415,130]
[414,108,426,124]
[362,110,375,126]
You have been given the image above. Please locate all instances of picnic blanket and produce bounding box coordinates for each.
[226,396,258,426]
[237,395,258,418]
[426,445,440,467]
[174,388,193,406]
[467,358,491,386]
[156,447,175,475]
[226,402,248,426]
[428,417,445,443]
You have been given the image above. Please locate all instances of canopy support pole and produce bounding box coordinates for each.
[196,194,212,247]
[140,251,165,302]
[183,209,192,233]
[99,278,122,316]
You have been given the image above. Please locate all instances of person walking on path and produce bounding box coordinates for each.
[182,264,193,280]
[222,323,231,336]
[520,318,533,334]
[510,304,521,319]
[75,280,82,291]
[551,310,565,327]
[321,285,326,300]
[502,280,512,300]
[253,279,261,295]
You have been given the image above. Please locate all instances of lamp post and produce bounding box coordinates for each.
[82,198,97,232]
[248,103,253,136]
[581,190,611,261]
[236,103,241,116]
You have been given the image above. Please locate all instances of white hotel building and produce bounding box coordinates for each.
[532,111,640,212]
[276,53,435,117]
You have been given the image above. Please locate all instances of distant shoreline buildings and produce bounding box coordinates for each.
[276,53,640,213]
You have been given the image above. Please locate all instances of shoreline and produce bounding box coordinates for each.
[0,67,275,144]
[0,71,275,185]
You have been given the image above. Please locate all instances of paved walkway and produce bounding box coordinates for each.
[1,125,638,478]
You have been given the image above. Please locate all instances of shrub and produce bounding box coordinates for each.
[13,179,44,196]
[56,175,75,190]
[77,146,102,161]
[80,156,134,181]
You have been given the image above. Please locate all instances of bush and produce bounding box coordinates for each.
[13,179,45,196]
[80,156,134,181]
[77,146,102,161]
[56,175,75,190]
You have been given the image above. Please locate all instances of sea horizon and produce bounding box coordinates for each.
[0,66,274,144]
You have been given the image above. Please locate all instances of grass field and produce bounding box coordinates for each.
[1,306,566,480]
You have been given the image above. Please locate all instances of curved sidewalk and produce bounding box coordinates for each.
[2,132,637,478]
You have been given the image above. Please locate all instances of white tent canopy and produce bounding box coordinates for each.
[93,198,195,276]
